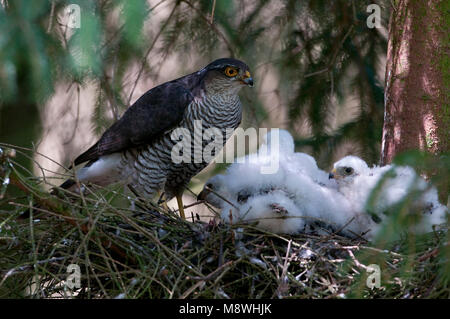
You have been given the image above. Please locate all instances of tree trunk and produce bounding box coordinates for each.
[381,0,449,165]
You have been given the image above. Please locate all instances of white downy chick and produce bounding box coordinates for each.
[262,129,335,187]
[221,160,374,239]
[282,170,373,238]
[199,129,297,209]
[199,131,374,239]
[220,190,307,234]
[331,155,448,235]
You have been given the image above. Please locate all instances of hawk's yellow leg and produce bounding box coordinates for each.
[176,194,186,219]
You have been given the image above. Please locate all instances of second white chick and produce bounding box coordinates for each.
[220,157,373,238]
[331,155,447,234]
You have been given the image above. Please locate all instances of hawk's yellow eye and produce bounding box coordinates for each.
[224,66,238,77]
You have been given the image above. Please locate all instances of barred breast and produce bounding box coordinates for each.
[119,94,242,200]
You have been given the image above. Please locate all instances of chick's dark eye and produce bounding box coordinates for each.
[206,183,213,188]
[345,167,353,174]
[224,66,238,77]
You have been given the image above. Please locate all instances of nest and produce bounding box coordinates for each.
[0,144,449,299]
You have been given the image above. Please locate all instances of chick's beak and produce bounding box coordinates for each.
[240,70,254,87]
[329,168,337,179]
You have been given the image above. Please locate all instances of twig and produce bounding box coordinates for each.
[7,173,134,263]
[202,185,239,209]
[209,0,216,24]
[63,84,81,145]
[190,260,235,281]
[304,25,354,78]
[346,248,368,270]
[180,280,205,299]
[276,240,292,297]
[47,0,55,33]
[126,2,179,106]
[182,0,235,56]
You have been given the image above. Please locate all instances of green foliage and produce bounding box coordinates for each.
[0,0,58,104]
[279,0,387,165]
[67,1,103,78]
[119,0,149,50]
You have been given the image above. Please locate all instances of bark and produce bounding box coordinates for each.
[381,0,449,165]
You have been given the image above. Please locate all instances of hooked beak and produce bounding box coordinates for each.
[240,70,254,87]
[329,168,337,179]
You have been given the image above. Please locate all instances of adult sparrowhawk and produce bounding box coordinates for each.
[61,58,253,218]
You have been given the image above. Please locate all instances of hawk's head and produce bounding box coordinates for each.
[202,58,253,93]
[329,155,369,181]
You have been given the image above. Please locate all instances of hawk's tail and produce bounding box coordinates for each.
[18,178,78,219]
[58,178,77,191]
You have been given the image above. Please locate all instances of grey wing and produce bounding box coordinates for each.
[74,82,194,166]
